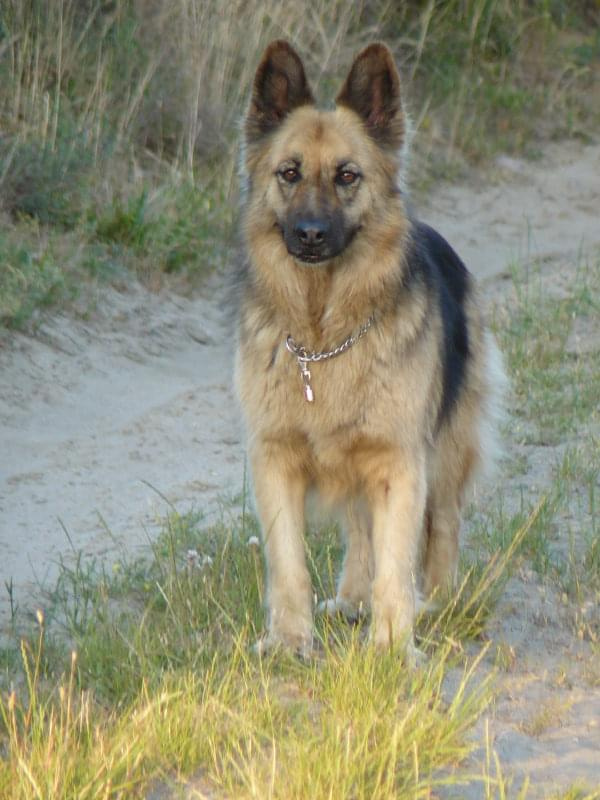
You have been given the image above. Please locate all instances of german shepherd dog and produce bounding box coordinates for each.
[235,41,504,659]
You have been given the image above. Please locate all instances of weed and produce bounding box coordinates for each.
[495,255,600,445]
[551,785,600,800]
[93,180,234,277]
[0,493,552,798]
[494,642,517,672]
[1,1,599,320]
[0,221,125,329]
[0,227,68,328]
[520,696,573,737]
[583,643,600,688]
[95,190,152,250]
[0,128,95,227]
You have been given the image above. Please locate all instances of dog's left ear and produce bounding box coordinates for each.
[246,40,314,143]
[336,43,403,149]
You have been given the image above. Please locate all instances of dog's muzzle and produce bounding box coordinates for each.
[284,215,349,264]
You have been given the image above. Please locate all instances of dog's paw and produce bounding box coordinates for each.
[404,640,427,668]
[253,630,314,661]
[368,629,425,667]
[316,597,367,622]
[415,590,442,616]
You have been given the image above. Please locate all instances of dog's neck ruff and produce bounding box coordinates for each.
[285,314,375,403]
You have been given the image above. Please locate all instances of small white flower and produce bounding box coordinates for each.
[186,549,200,567]
[247,536,260,548]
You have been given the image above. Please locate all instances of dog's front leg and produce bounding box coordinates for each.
[368,452,426,656]
[251,442,312,656]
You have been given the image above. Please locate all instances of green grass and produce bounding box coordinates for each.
[0,175,233,328]
[0,626,487,799]
[93,180,233,277]
[0,483,576,798]
[397,0,600,164]
[1,0,599,325]
[552,788,600,800]
[495,255,600,445]
[1,497,547,799]
[490,253,600,648]
[0,226,69,328]
[0,219,131,328]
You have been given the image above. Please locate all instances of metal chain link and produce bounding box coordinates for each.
[285,314,375,363]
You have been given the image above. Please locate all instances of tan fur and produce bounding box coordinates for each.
[235,41,502,657]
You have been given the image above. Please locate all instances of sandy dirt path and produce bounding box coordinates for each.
[0,284,242,616]
[1,140,599,796]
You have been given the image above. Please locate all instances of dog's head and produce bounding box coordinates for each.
[243,41,406,267]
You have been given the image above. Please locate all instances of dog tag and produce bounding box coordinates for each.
[299,361,314,402]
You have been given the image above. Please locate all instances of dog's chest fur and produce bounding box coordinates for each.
[235,302,439,491]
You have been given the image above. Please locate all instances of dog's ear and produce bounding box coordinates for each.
[246,40,314,142]
[336,43,403,149]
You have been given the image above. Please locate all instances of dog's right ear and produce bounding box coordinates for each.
[246,40,314,142]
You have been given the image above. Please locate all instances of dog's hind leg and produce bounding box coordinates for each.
[423,440,478,597]
[319,499,373,621]
[422,495,461,597]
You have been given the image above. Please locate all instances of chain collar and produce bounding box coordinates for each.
[284,314,375,402]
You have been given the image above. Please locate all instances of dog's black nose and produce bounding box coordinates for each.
[294,219,329,245]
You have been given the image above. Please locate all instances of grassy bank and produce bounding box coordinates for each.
[1,252,599,797]
[1,0,599,327]
[0,491,548,798]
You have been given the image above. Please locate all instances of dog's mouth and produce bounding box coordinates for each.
[292,249,333,264]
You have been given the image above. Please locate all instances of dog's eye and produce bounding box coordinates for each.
[279,167,301,183]
[336,170,359,186]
